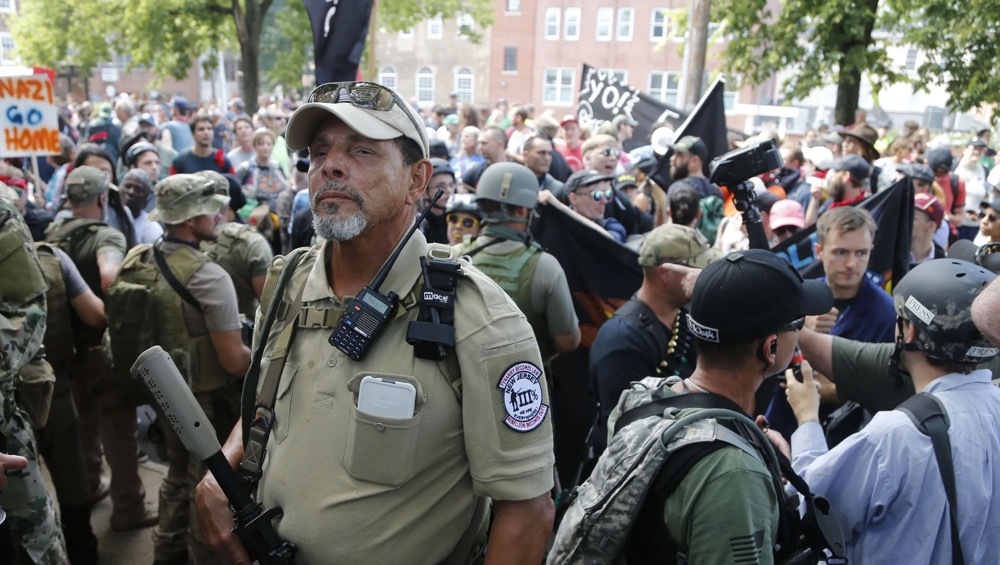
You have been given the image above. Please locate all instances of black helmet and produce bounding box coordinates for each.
[430,158,454,179]
[893,259,999,363]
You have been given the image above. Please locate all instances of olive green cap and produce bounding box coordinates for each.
[149,174,229,225]
[637,224,721,268]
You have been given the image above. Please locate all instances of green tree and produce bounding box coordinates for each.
[10,0,492,114]
[713,0,1000,125]
[259,0,311,92]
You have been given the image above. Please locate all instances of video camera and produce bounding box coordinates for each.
[707,139,784,250]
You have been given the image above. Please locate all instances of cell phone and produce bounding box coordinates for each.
[357,376,416,419]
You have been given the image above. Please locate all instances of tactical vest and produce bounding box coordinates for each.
[45,217,110,348]
[462,239,552,360]
[0,201,48,387]
[109,243,229,393]
[202,222,260,320]
[34,243,75,371]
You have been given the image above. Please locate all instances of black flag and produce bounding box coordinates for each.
[575,64,687,153]
[649,76,730,190]
[532,201,641,488]
[305,0,373,84]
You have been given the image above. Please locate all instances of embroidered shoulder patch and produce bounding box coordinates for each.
[497,362,548,432]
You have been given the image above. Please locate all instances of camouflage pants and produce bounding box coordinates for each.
[152,385,240,565]
[0,407,68,564]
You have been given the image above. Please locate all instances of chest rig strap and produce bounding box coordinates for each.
[405,255,462,360]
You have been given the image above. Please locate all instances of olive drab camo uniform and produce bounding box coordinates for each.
[200,222,274,321]
[0,194,69,564]
[249,233,555,564]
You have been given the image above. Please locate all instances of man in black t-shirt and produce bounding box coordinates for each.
[588,223,721,453]
[170,116,235,176]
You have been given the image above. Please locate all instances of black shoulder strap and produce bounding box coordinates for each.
[951,174,960,200]
[898,392,965,565]
[152,243,202,312]
[614,390,744,434]
[465,236,507,258]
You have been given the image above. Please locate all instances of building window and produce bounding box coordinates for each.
[457,12,475,37]
[565,8,581,40]
[596,8,613,41]
[379,66,397,90]
[398,28,413,39]
[904,48,918,72]
[0,34,15,64]
[543,67,575,106]
[648,71,680,107]
[0,0,13,14]
[416,66,435,104]
[506,0,521,13]
[724,75,740,111]
[650,8,667,40]
[708,22,722,42]
[616,8,634,41]
[608,69,628,84]
[454,67,474,103]
[544,8,560,40]
[427,15,443,39]
[503,47,518,72]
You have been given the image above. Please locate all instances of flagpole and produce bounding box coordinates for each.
[366,0,379,81]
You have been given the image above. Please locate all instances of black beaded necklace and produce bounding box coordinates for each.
[656,308,694,378]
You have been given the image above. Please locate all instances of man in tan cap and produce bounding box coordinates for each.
[196,81,555,564]
[43,165,158,532]
[109,173,249,564]
[589,223,721,454]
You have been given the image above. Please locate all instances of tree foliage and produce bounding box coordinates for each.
[713,0,1000,124]
[10,0,492,111]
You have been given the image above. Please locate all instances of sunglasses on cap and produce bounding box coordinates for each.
[447,214,479,229]
[599,147,621,158]
[307,81,422,143]
[781,317,805,332]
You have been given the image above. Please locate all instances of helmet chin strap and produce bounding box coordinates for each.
[890,316,921,388]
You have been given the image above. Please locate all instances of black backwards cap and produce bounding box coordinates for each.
[688,249,834,343]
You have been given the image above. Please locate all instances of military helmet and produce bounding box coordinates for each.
[476,162,539,209]
[893,259,999,363]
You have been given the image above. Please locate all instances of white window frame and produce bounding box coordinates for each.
[543,67,576,107]
[616,8,634,41]
[457,12,475,37]
[648,71,680,107]
[0,33,15,64]
[398,28,413,39]
[427,15,443,39]
[416,66,435,104]
[607,69,628,84]
[505,0,521,14]
[378,66,398,90]
[0,0,14,14]
[544,8,560,40]
[596,8,613,41]
[454,67,474,103]
[650,8,667,40]
[724,75,740,111]
[564,8,581,41]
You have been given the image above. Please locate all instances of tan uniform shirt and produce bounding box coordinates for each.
[255,231,554,564]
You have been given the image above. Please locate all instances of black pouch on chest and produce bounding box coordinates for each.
[406,256,462,360]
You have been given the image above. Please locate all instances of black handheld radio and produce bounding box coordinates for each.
[329,189,445,361]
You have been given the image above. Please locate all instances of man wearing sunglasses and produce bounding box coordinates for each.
[979,197,1000,245]
[112,174,250,563]
[566,169,627,243]
[196,82,555,565]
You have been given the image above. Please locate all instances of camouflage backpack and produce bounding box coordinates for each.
[548,377,771,563]
[550,377,847,565]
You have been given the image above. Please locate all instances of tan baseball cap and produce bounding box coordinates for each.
[637,224,721,268]
[65,166,116,202]
[149,174,229,225]
[285,81,429,157]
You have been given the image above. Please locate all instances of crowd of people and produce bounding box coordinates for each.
[0,78,998,565]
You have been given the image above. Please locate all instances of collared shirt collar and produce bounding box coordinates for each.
[923,369,993,394]
[301,225,428,303]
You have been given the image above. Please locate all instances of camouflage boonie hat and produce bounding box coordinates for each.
[65,166,116,202]
[194,170,229,195]
[149,174,229,224]
[637,224,721,268]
